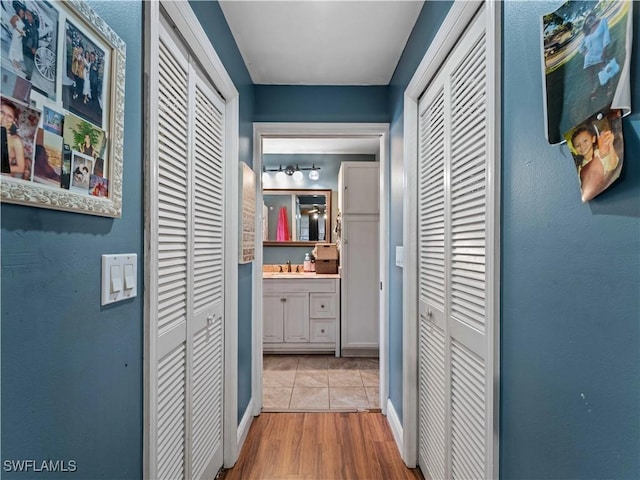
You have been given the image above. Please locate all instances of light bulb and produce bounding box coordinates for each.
[275,171,286,182]
[313,212,318,219]
[262,171,270,183]
[308,168,320,181]
[292,170,303,182]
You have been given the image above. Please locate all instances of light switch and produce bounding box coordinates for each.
[110,264,123,293]
[124,263,135,290]
[395,246,404,268]
[102,254,138,306]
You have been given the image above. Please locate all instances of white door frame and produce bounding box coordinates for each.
[143,1,241,474]
[401,0,501,470]
[252,122,390,415]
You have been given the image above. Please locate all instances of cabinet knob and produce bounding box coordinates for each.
[281,298,286,302]
[321,329,325,333]
[321,304,325,308]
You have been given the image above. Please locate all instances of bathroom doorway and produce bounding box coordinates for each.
[252,123,390,415]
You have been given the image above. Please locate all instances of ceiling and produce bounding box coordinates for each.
[219,0,425,86]
[220,1,419,156]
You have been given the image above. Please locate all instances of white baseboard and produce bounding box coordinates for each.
[386,398,404,457]
[237,399,254,455]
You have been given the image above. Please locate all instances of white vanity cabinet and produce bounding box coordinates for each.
[263,277,340,355]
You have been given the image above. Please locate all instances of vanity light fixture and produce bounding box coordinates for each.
[263,164,321,181]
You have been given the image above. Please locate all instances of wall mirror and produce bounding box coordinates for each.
[263,189,331,246]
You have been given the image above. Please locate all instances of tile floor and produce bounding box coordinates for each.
[262,355,380,412]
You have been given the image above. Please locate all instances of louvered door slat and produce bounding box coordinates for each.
[419,320,447,480]
[450,341,485,480]
[157,344,186,480]
[419,87,446,313]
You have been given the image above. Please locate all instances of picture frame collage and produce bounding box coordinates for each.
[0,0,126,217]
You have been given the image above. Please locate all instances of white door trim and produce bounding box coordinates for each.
[252,122,390,415]
[143,0,241,474]
[402,0,501,472]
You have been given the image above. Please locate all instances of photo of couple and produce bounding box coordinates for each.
[62,21,106,128]
[0,0,59,99]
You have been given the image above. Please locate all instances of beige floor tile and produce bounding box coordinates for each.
[328,357,360,370]
[328,369,364,387]
[297,355,330,369]
[357,358,379,370]
[290,387,329,409]
[263,355,299,371]
[263,387,292,410]
[295,369,328,387]
[329,387,369,409]
[360,369,379,387]
[365,386,380,408]
[263,370,296,387]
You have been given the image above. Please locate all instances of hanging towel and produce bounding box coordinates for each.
[276,206,290,241]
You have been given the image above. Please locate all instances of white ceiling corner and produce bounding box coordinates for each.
[219,0,425,85]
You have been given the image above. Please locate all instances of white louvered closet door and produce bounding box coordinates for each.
[150,17,225,480]
[189,68,225,480]
[418,6,495,480]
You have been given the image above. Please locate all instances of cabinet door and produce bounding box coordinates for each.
[339,162,380,215]
[263,293,284,343]
[341,216,379,350]
[283,292,309,343]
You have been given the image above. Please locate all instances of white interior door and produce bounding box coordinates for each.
[418,6,497,479]
[148,16,225,480]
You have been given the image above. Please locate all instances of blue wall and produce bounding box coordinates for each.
[501,1,640,479]
[387,0,454,423]
[189,0,255,424]
[1,2,143,478]
[254,85,389,123]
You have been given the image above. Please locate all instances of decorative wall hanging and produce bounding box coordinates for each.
[541,0,633,202]
[1,0,126,217]
[239,162,256,263]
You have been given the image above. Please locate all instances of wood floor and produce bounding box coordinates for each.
[220,412,424,480]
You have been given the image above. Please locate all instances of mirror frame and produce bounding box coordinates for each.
[263,189,332,246]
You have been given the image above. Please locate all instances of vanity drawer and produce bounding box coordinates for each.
[309,293,337,318]
[264,278,336,293]
[310,319,335,343]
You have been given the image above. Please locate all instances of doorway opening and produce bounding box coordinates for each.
[252,123,390,415]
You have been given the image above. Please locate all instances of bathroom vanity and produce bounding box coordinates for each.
[263,272,340,355]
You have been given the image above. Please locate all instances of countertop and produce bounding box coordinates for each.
[262,272,341,279]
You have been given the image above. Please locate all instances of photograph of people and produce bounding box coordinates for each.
[62,113,106,161]
[566,110,623,203]
[1,95,39,180]
[63,20,106,127]
[69,151,93,193]
[1,97,24,176]
[542,0,630,144]
[8,4,25,71]
[0,0,59,99]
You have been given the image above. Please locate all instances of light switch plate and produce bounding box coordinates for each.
[102,254,137,306]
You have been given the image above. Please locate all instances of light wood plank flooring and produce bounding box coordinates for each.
[220,412,423,480]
